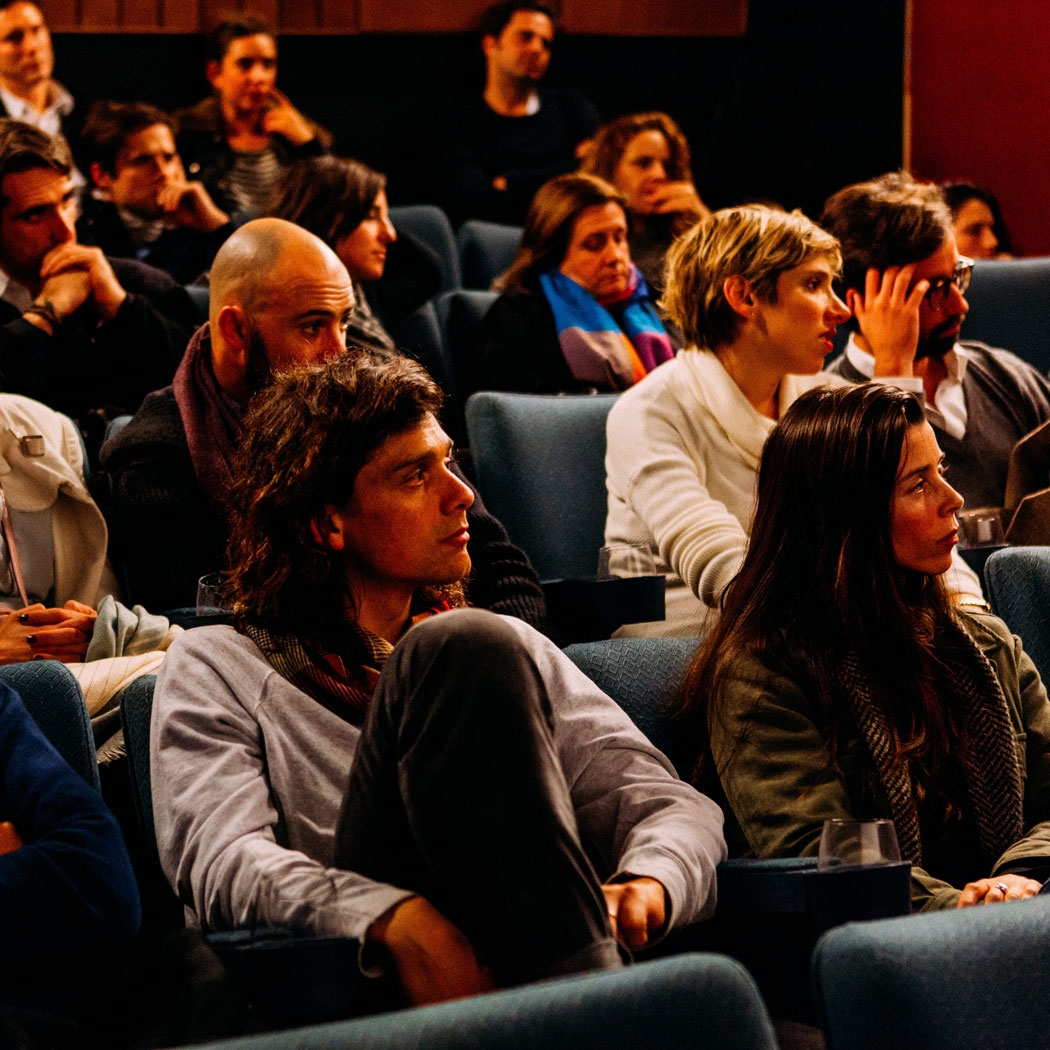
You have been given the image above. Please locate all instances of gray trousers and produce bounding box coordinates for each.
[335,609,622,988]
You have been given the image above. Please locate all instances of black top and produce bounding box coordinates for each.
[441,88,599,224]
[0,257,198,435]
[77,195,235,286]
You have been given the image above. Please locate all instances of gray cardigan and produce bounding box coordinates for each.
[151,612,726,943]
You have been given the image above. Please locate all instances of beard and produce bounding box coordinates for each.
[244,328,274,398]
[916,315,963,362]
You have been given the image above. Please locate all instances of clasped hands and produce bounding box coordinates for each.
[0,600,96,664]
[368,875,667,1007]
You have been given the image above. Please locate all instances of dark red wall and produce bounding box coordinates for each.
[910,1,1050,256]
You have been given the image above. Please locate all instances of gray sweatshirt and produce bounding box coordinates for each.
[151,612,726,944]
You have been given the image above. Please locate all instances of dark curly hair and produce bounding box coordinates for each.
[226,349,460,636]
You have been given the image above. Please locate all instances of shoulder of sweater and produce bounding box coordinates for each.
[99,385,184,466]
[173,96,222,134]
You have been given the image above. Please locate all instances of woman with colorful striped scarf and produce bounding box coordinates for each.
[472,173,676,395]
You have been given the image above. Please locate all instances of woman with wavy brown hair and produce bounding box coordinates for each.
[581,111,709,295]
[682,383,1050,912]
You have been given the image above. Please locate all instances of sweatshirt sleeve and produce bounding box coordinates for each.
[151,630,413,944]
[510,620,726,930]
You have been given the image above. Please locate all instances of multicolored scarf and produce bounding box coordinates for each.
[244,601,453,726]
[539,265,674,390]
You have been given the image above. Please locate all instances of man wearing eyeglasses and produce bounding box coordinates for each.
[820,171,1050,511]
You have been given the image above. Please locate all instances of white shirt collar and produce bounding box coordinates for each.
[844,333,969,440]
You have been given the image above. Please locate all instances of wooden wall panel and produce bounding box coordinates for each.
[78,0,120,33]
[563,0,746,36]
[319,0,356,33]
[59,0,746,34]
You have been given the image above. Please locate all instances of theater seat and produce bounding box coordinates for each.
[186,952,778,1050]
[811,895,1050,1050]
[983,546,1050,683]
[466,391,618,580]
[964,256,1050,374]
[457,220,523,290]
[389,205,461,293]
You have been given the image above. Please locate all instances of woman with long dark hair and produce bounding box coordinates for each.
[270,155,440,351]
[683,383,1050,911]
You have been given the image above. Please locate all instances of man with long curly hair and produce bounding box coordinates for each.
[150,348,725,1010]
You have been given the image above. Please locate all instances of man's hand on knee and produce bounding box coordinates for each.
[602,876,668,951]
[367,895,494,1006]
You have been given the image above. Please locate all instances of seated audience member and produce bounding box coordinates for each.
[442,1,599,225]
[0,676,140,1032]
[942,181,1013,260]
[822,172,1050,510]
[175,17,330,218]
[101,219,549,629]
[0,120,198,446]
[685,384,1050,912]
[152,349,725,1008]
[581,111,709,296]
[269,155,441,352]
[0,392,179,717]
[0,1,83,188]
[473,173,675,395]
[78,100,235,285]
[604,206,982,637]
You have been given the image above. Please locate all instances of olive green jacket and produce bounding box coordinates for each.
[707,610,1050,910]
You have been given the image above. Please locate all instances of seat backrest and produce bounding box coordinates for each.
[183,283,210,323]
[457,220,523,290]
[119,673,158,858]
[563,637,697,773]
[811,895,1050,1050]
[435,288,499,406]
[0,661,99,790]
[466,391,618,580]
[963,256,1050,374]
[188,952,778,1050]
[983,546,1050,682]
[389,205,461,293]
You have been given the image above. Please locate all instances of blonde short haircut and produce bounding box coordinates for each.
[662,205,841,351]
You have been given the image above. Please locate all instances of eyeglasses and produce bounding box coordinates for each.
[924,257,974,312]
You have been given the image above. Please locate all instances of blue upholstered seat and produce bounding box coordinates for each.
[186,952,778,1050]
[563,637,697,772]
[983,545,1050,683]
[811,895,1050,1050]
[0,661,98,790]
[457,220,523,290]
[466,391,618,581]
[963,256,1050,375]
[389,205,461,293]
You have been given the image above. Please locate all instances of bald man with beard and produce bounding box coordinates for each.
[101,218,549,627]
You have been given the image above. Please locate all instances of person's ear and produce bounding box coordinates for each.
[723,274,758,319]
[481,33,497,59]
[310,505,347,551]
[845,288,861,316]
[89,162,113,193]
[215,304,250,359]
[205,59,221,87]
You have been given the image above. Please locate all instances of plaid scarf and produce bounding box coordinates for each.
[245,601,452,725]
[833,615,1023,868]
